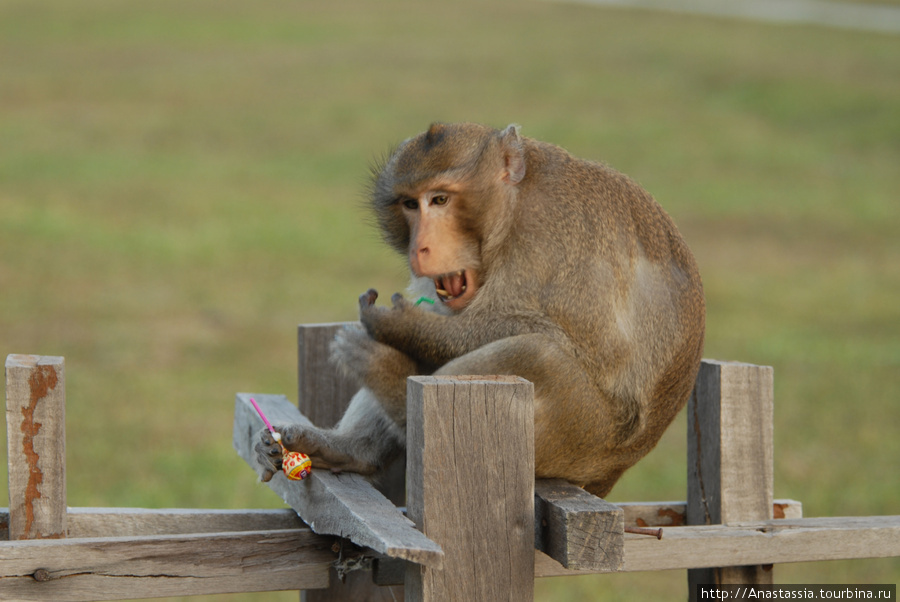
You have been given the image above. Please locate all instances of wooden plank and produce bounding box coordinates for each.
[298,322,407,602]
[618,499,803,528]
[297,321,406,507]
[0,529,332,601]
[534,479,624,571]
[297,322,359,429]
[535,515,900,577]
[357,498,806,587]
[687,360,775,593]
[688,360,775,525]
[5,354,67,540]
[405,376,535,602]
[65,508,305,537]
[0,500,803,541]
[233,392,443,568]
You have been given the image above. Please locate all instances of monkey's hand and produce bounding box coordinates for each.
[358,287,473,367]
[357,288,415,344]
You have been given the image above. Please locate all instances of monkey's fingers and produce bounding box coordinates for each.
[255,450,280,483]
[254,430,284,482]
[390,292,409,309]
[359,288,379,308]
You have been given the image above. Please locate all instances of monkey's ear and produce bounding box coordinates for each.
[425,123,446,147]
[499,124,526,185]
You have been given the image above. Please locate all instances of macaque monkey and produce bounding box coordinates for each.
[256,122,705,497]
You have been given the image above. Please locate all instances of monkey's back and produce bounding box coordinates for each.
[512,138,705,451]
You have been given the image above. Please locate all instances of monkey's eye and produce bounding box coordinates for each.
[402,199,419,210]
[431,194,449,206]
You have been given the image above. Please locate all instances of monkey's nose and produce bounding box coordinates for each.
[415,247,431,267]
[410,248,429,276]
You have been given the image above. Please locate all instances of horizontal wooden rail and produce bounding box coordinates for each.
[3,506,894,597]
[0,529,333,601]
[618,499,803,528]
[0,507,304,539]
[536,515,900,577]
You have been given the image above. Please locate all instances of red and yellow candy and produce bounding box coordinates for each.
[280,446,312,480]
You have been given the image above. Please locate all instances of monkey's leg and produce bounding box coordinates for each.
[434,333,630,491]
[433,333,585,391]
[254,387,405,481]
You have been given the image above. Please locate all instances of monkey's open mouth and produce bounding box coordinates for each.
[434,270,467,300]
[433,270,477,309]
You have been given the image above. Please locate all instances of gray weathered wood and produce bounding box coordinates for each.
[619,499,803,529]
[687,360,774,592]
[298,322,408,601]
[233,392,443,568]
[66,508,305,537]
[356,497,806,587]
[0,529,332,601]
[297,321,406,508]
[534,478,624,571]
[0,507,315,539]
[688,360,775,525]
[6,354,67,540]
[0,500,801,541]
[535,515,900,577]
[405,376,535,602]
[298,322,360,429]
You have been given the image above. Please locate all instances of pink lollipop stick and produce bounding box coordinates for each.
[249,397,276,434]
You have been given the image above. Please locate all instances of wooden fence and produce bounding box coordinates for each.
[2,323,899,601]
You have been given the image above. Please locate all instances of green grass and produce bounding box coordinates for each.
[1,1,899,600]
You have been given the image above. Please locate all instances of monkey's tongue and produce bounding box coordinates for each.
[435,270,467,300]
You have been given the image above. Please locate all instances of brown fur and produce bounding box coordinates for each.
[255,123,705,497]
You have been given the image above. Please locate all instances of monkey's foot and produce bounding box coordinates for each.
[254,425,378,482]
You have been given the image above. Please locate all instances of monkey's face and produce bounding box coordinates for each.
[372,122,526,312]
[400,188,481,311]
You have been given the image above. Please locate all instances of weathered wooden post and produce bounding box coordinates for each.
[298,323,406,602]
[687,360,774,599]
[405,375,535,602]
[6,354,67,541]
[298,323,406,505]
[297,324,359,435]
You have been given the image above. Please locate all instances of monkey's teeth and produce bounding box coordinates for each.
[434,270,468,302]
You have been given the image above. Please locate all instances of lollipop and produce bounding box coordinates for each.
[250,397,312,481]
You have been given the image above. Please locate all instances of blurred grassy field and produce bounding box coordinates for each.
[1,0,898,600]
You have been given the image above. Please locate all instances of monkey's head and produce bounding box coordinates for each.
[371,123,526,311]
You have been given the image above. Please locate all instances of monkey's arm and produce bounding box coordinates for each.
[358,289,547,367]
